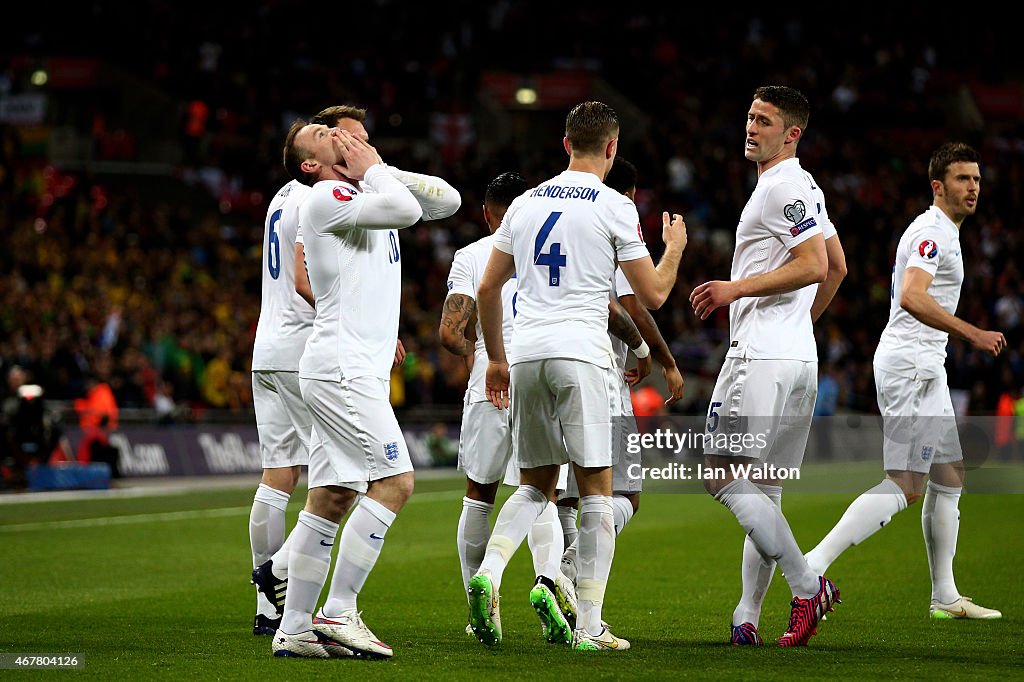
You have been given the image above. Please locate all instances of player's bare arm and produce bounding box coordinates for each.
[608,297,651,386]
[690,233,827,320]
[900,266,1006,355]
[619,293,684,404]
[439,294,478,357]
[810,234,848,322]
[293,242,315,309]
[477,247,516,408]
[618,211,687,309]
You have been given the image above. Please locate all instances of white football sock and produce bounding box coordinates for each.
[457,497,493,593]
[610,495,634,535]
[527,502,564,580]
[270,527,297,580]
[716,478,818,598]
[804,478,907,575]
[922,480,962,603]
[732,483,781,628]
[477,485,548,591]
[322,496,396,617]
[280,510,338,634]
[577,495,615,636]
[250,483,291,617]
[557,505,578,550]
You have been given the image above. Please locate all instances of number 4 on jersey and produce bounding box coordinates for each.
[535,212,567,286]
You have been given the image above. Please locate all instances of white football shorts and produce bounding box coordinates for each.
[509,358,620,470]
[300,375,414,493]
[458,397,513,485]
[561,380,641,499]
[874,366,963,474]
[703,357,817,467]
[251,370,312,469]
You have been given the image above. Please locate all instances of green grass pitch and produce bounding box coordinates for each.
[1,462,1021,680]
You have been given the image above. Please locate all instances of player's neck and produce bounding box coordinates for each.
[934,201,966,230]
[756,150,796,176]
[566,156,607,180]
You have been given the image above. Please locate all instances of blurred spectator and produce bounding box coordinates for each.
[631,385,667,418]
[425,422,459,467]
[73,372,120,477]
[1,366,64,489]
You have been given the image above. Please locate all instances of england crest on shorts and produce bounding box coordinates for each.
[921,446,933,461]
[384,441,400,462]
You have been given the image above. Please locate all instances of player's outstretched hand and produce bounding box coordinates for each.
[689,280,738,320]
[972,329,1007,356]
[625,354,652,388]
[662,212,687,253]
[662,365,685,406]
[486,360,510,409]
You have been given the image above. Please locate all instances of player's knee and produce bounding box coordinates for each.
[397,474,416,503]
[262,467,299,495]
[465,479,498,504]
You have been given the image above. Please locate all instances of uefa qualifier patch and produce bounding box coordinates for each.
[333,185,357,202]
[784,200,806,224]
[918,240,939,259]
[784,199,817,236]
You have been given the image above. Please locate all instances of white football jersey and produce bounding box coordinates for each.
[445,234,517,403]
[726,158,833,362]
[298,166,421,382]
[494,170,650,368]
[874,205,963,379]
[252,180,314,372]
[609,267,635,371]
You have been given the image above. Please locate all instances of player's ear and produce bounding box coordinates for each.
[786,126,802,145]
[300,158,320,175]
[931,178,944,197]
[563,136,571,157]
[606,137,618,160]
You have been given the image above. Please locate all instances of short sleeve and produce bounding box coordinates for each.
[817,193,837,240]
[614,266,634,298]
[905,230,945,277]
[762,182,823,248]
[609,197,649,263]
[493,199,517,255]
[446,248,477,299]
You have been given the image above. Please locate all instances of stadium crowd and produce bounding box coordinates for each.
[1,7,1022,426]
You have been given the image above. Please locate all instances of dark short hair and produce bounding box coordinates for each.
[928,142,980,182]
[753,85,810,131]
[604,157,638,194]
[565,101,619,156]
[283,118,316,186]
[311,105,367,127]
[485,172,528,208]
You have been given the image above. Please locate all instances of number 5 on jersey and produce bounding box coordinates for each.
[535,212,567,286]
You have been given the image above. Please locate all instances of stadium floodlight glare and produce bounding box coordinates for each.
[515,87,537,105]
